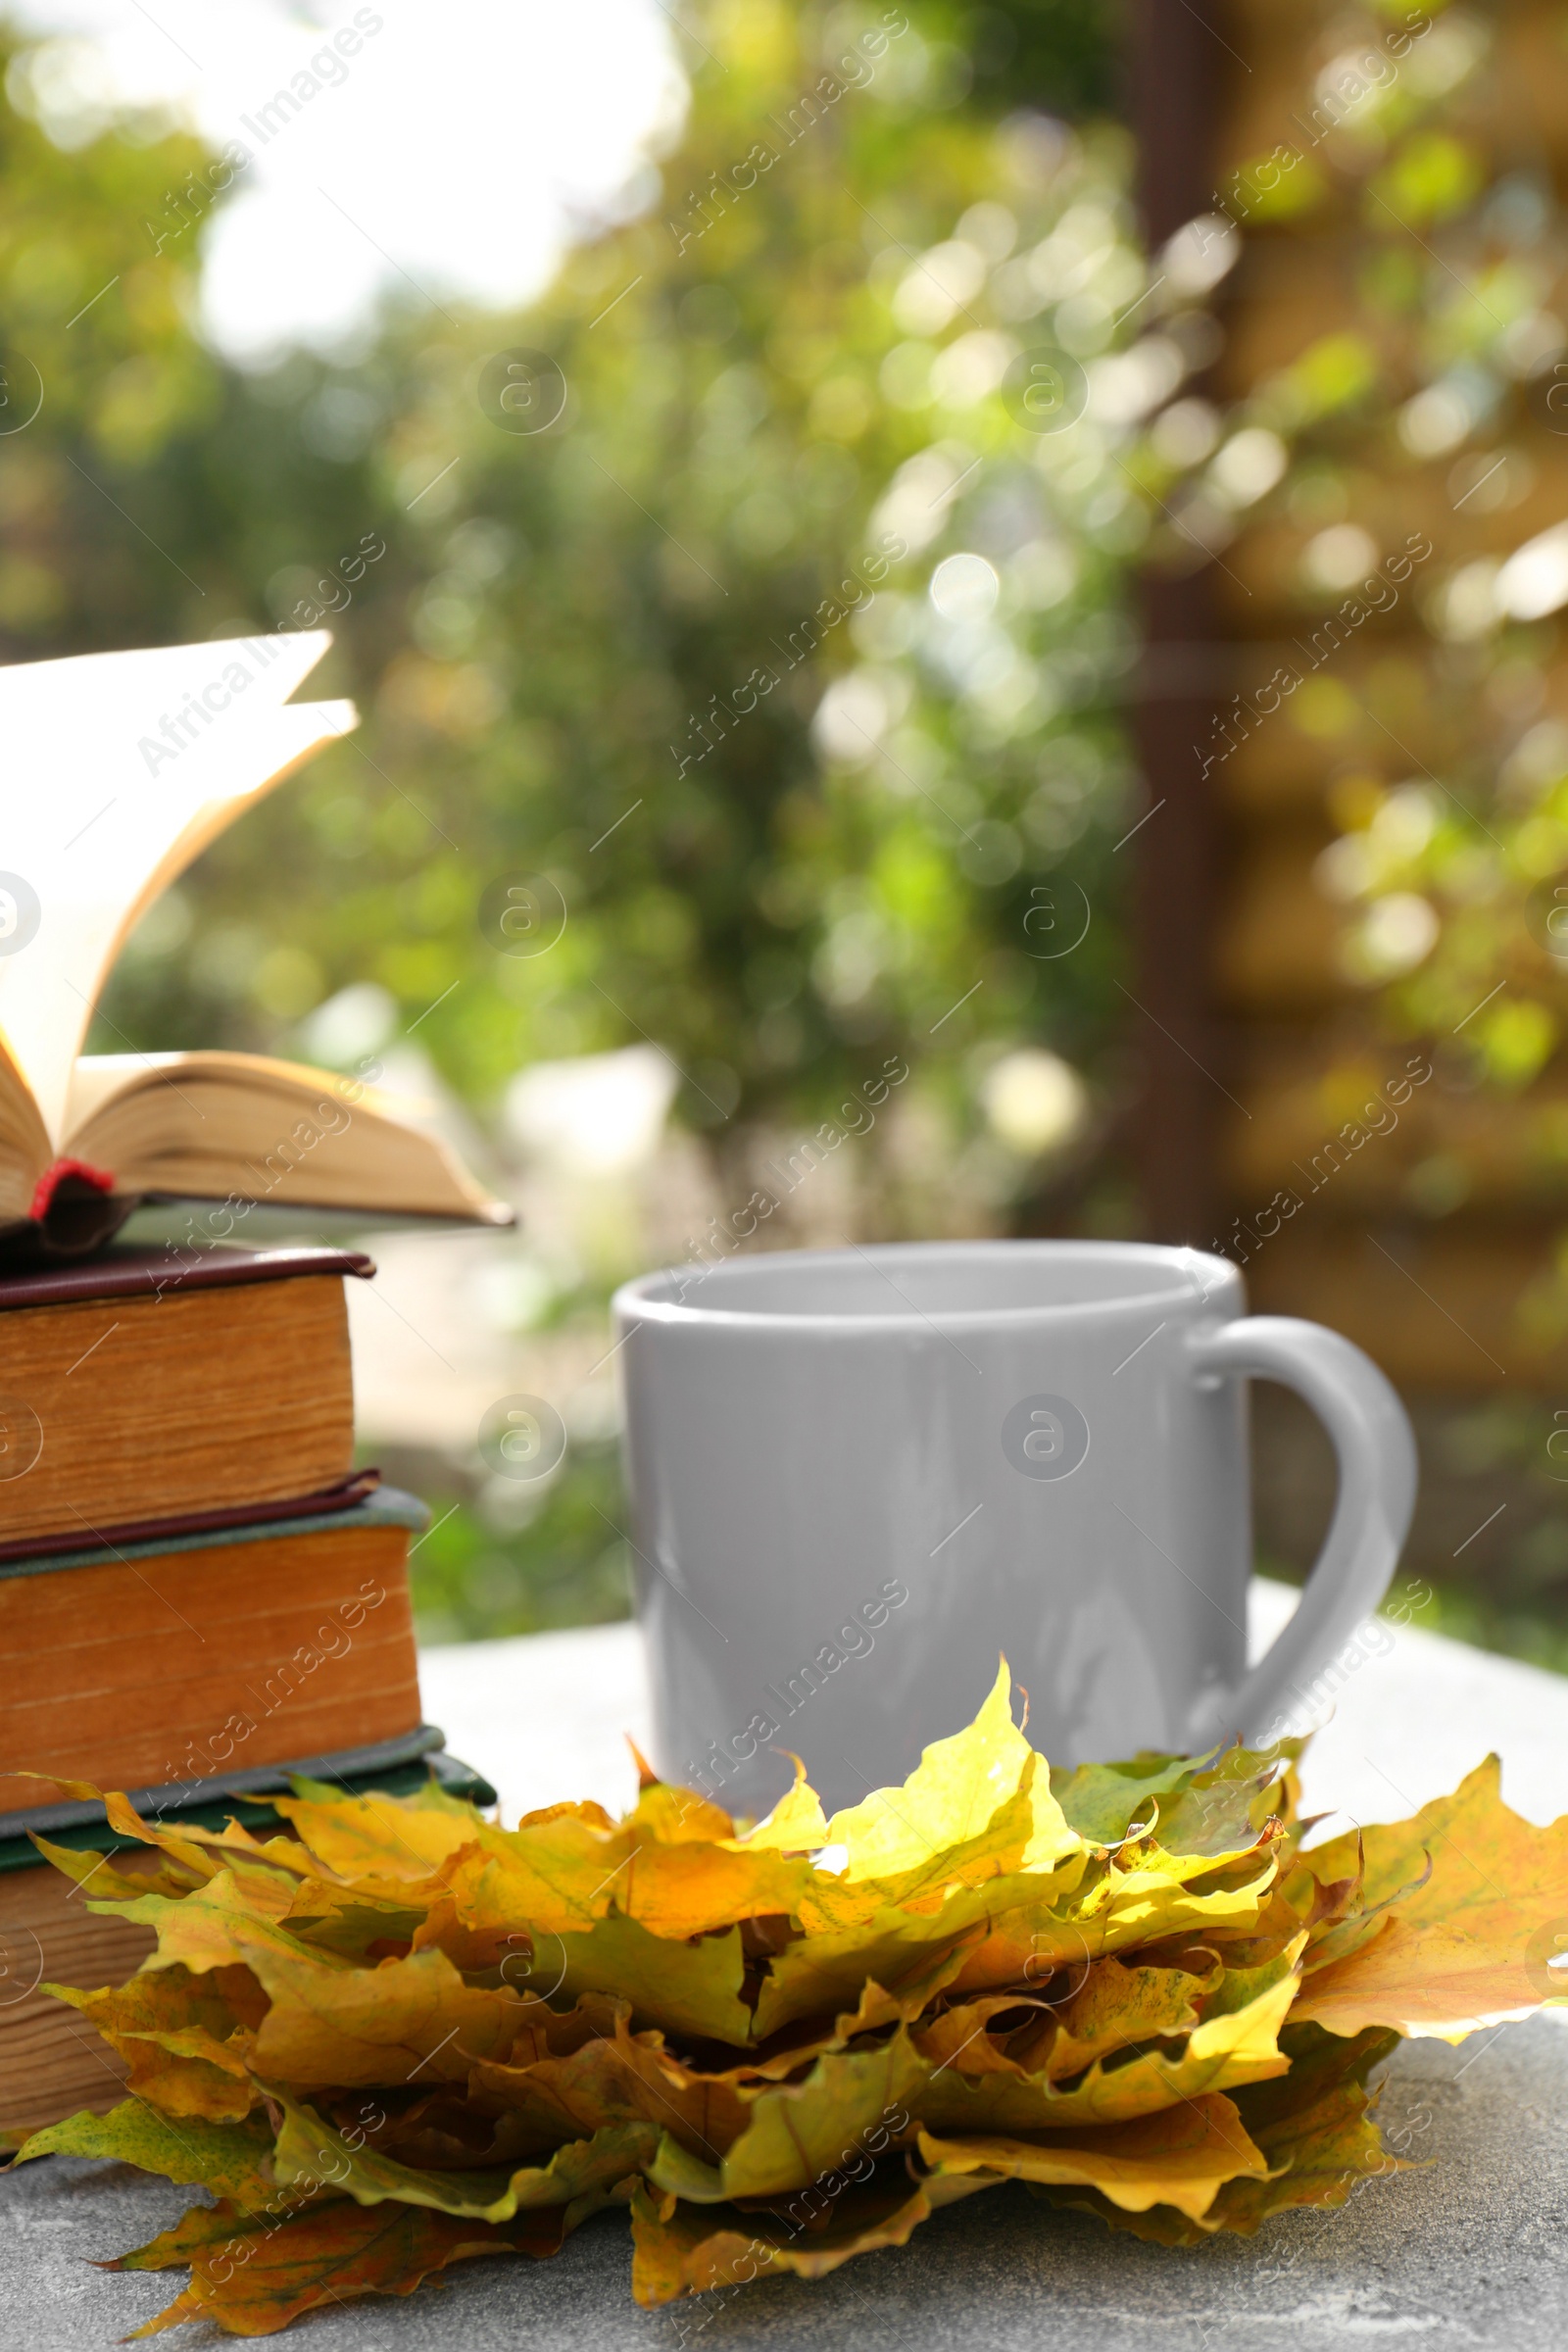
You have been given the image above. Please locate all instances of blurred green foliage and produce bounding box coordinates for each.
[4,0,1145,1238]
[1181,3,1568,1386]
[1200,5,1568,1103]
[405,1443,633,1644]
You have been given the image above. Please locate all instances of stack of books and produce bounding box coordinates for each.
[0,634,509,2136]
[0,1245,496,2135]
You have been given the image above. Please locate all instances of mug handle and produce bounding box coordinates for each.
[1183,1315,1418,1751]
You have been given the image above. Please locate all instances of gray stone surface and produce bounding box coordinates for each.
[5,2016,1568,2351]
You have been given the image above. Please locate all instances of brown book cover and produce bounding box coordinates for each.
[0,1488,429,1816]
[0,1245,372,1549]
[0,1240,373,1311]
[0,1468,381,1568]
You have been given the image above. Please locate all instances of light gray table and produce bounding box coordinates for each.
[7,1586,1568,2350]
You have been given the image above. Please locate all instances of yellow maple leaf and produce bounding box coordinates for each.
[823,1661,1083,1890]
[1292,1758,1568,2040]
[916,2090,1271,2222]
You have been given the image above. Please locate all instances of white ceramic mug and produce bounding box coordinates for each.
[612,1241,1417,1817]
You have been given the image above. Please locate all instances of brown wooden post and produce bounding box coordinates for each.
[1125,0,1228,1248]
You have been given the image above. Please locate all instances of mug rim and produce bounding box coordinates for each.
[612,1239,1239,1334]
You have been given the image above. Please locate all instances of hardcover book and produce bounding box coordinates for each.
[0,1245,373,1554]
[0,1488,431,1817]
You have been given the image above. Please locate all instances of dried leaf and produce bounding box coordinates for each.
[628,2170,986,2304]
[912,1972,1297,2136]
[748,1833,1278,2042]
[647,2035,924,2204]
[749,1907,976,2040]
[1031,2023,1404,2244]
[467,2001,754,2161]
[1042,1952,1214,2073]
[1051,1754,1200,1847]
[30,1832,206,1905]
[270,2088,656,2222]
[118,2193,564,2336]
[610,1837,817,1943]
[277,1886,434,1962]
[1212,2022,1407,2230]
[940,1838,1282,2005]
[732,1755,830,1854]
[111,2196,261,2272]
[402,1813,631,1944]
[431,1802,814,1949]
[270,1782,485,1884]
[98,1794,310,1903]
[1292,1759,1568,2039]
[1051,1740,1298,1855]
[246,1940,535,2087]
[88,1866,340,1978]
[13,2101,277,2210]
[640,1968,1293,2214]
[820,1666,1082,1896]
[46,1968,256,2121]
[553,1911,755,2044]
[917,2090,1271,2222]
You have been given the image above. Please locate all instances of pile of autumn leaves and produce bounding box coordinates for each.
[12,1668,1568,2335]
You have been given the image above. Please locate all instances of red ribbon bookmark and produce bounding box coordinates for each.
[29,1158,118,1222]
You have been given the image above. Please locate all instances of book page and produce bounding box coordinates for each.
[0,632,355,1150]
[65,1052,510,1224]
[0,1032,51,1219]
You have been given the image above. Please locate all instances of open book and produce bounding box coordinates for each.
[0,632,509,1256]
